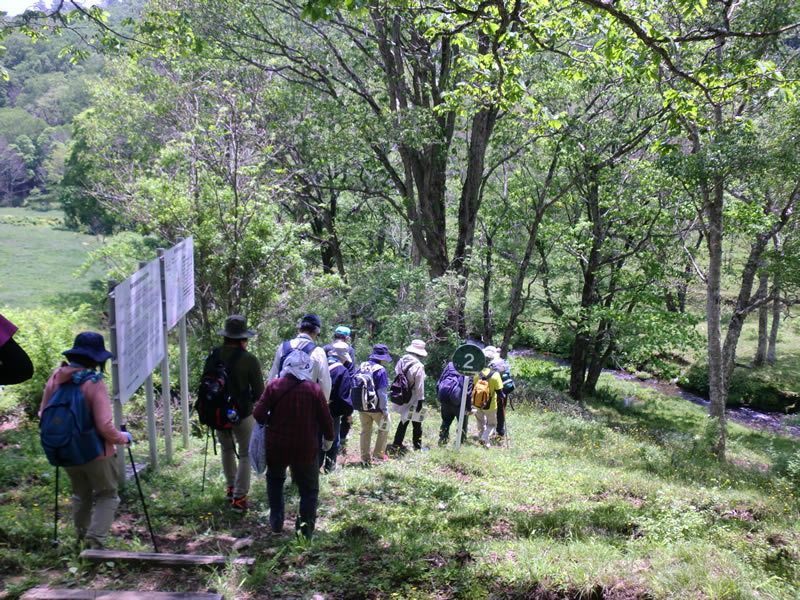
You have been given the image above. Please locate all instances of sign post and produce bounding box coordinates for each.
[451,344,485,451]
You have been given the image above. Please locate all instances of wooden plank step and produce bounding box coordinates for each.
[79,549,255,567]
[21,588,223,600]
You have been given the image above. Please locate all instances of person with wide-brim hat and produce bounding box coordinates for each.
[387,339,428,454]
[203,314,264,512]
[355,344,392,466]
[39,331,131,549]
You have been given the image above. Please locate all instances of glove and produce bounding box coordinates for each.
[122,432,133,445]
[321,439,334,452]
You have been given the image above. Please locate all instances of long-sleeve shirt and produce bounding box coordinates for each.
[268,333,331,401]
[327,358,353,417]
[40,365,128,460]
[204,344,264,418]
[252,374,334,465]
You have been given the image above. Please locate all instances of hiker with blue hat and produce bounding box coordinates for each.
[39,331,131,548]
[323,324,356,450]
[353,344,392,466]
[268,313,331,401]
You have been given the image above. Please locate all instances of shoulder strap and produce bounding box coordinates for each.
[301,341,316,355]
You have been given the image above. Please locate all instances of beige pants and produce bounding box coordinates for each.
[359,412,389,463]
[475,408,497,442]
[218,415,254,498]
[65,455,120,546]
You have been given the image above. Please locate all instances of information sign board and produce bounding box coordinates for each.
[114,259,165,403]
[452,343,485,375]
[164,237,195,330]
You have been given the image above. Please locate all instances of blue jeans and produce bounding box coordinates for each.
[318,414,342,472]
[266,461,319,538]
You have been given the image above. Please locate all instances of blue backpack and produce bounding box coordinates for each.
[40,370,105,467]
[437,363,463,407]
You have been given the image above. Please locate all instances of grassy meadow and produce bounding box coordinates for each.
[0,207,105,309]
[1,207,800,599]
[1,372,799,600]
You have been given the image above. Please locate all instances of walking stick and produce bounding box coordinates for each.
[121,424,159,553]
[201,427,209,494]
[53,466,59,546]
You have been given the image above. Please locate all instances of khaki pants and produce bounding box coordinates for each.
[359,412,389,463]
[65,455,120,546]
[475,408,497,443]
[218,415,254,498]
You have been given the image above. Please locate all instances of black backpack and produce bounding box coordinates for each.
[389,361,414,405]
[195,347,244,430]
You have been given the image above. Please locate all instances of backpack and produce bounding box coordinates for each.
[40,370,105,467]
[389,360,415,405]
[351,361,380,412]
[195,347,244,430]
[471,370,495,410]
[278,340,316,373]
[501,370,515,393]
[437,363,463,407]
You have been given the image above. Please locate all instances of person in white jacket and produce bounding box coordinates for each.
[387,339,427,453]
[268,314,331,401]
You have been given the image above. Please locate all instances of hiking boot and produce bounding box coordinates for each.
[231,496,252,513]
[386,443,407,456]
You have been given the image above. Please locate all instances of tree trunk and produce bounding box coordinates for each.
[705,171,727,460]
[767,290,780,365]
[482,232,494,345]
[753,268,769,366]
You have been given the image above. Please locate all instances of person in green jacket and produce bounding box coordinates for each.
[205,315,264,512]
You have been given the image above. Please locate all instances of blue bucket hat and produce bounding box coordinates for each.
[62,331,113,363]
[368,344,392,362]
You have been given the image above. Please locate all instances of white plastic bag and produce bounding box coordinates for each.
[249,422,267,474]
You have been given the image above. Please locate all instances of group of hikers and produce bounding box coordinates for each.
[24,311,514,548]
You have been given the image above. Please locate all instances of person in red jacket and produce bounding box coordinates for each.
[253,349,334,538]
[39,332,131,548]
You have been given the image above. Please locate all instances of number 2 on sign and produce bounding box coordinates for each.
[462,353,475,370]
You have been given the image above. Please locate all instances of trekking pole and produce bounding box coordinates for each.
[121,424,159,553]
[201,427,209,494]
[53,466,59,546]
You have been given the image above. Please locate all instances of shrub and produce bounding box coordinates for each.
[0,305,92,420]
[678,362,797,413]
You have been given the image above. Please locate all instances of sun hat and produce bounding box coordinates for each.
[483,346,498,360]
[329,340,350,360]
[334,325,351,338]
[405,339,427,357]
[368,344,392,362]
[62,331,113,362]
[217,315,256,339]
[280,349,313,381]
[297,314,322,330]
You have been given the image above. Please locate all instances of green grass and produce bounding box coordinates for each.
[0,207,105,309]
[2,363,798,599]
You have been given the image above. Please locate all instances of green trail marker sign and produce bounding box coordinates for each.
[452,343,485,376]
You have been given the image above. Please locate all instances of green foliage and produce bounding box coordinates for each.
[679,362,800,412]
[0,304,92,420]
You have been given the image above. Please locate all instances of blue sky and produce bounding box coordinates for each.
[0,0,100,16]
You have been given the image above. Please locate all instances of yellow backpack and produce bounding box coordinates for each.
[471,371,493,409]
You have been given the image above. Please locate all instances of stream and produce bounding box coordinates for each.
[511,351,800,439]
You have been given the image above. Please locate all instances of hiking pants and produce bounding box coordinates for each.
[496,393,507,436]
[218,415,254,499]
[266,461,319,538]
[65,455,120,546]
[393,400,423,449]
[359,411,389,463]
[439,402,468,445]
[475,407,497,443]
